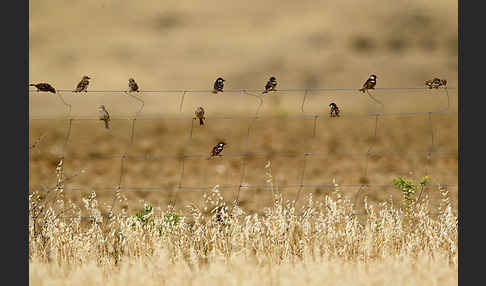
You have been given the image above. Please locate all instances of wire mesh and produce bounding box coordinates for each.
[29,86,457,216]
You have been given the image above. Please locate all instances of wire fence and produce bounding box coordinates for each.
[29,86,458,218]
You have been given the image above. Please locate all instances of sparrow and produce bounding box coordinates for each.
[425,78,447,89]
[329,102,340,117]
[262,76,278,94]
[212,77,225,94]
[209,141,227,159]
[73,76,91,92]
[98,105,110,129]
[359,74,377,93]
[29,83,56,94]
[212,205,232,225]
[194,106,206,126]
[128,78,140,92]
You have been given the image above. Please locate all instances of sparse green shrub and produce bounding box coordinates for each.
[135,203,154,226]
[165,212,179,227]
[393,175,428,216]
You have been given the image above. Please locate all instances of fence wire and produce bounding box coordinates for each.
[29,86,457,216]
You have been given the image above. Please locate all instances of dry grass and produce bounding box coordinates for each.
[29,256,457,286]
[29,0,458,284]
[29,162,457,285]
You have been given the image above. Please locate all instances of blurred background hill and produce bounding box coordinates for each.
[29,0,457,93]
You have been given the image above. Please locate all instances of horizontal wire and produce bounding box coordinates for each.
[76,151,457,160]
[29,87,457,94]
[29,110,458,121]
[39,183,457,192]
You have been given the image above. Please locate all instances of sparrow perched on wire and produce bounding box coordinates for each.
[212,77,225,94]
[262,76,278,94]
[359,74,377,93]
[329,103,340,117]
[208,141,227,159]
[73,76,91,92]
[98,105,110,129]
[128,78,140,92]
[194,107,206,126]
[29,83,56,94]
[425,78,447,89]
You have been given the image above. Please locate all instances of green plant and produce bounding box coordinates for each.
[392,175,428,214]
[165,212,179,227]
[135,203,153,226]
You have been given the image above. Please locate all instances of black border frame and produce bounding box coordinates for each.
[20,0,470,285]
[6,0,28,285]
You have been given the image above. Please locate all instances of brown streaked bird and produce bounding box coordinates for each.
[73,76,91,92]
[425,78,447,89]
[329,102,340,117]
[212,205,233,225]
[212,77,225,94]
[30,83,56,94]
[128,78,140,92]
[208,141,227,159]
[194,107,206,126]
[262,76,278,94]
[98,105,110,129]
[359,74,377,93]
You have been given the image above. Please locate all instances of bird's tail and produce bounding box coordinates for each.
[29,84,36,87]
[359,88,365,93]
[104,120,110,129]
[199,118,204,126]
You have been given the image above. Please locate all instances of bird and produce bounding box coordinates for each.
[73,76,91,92]
[208,141,227,159]
[359,74,377,93]
[262,76,277,94]
[211,205,232,225]
[128,78,140,92]
[425,78,447,89]
[329,103,340,117]
[212,77,225,94]
[29,83,56,94]
[98,105,110,129]
[194,107,206,126]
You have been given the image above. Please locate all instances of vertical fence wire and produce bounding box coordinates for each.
[109,91,144,216]
[172,118,195,207]
[354,114,380,208]
[234,91,265,206]
[294,115,319,206]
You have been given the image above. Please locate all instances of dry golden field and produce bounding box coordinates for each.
[29,175,458,285]
[29,0,458,284]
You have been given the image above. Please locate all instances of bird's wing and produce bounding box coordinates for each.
[75,81,84,90]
